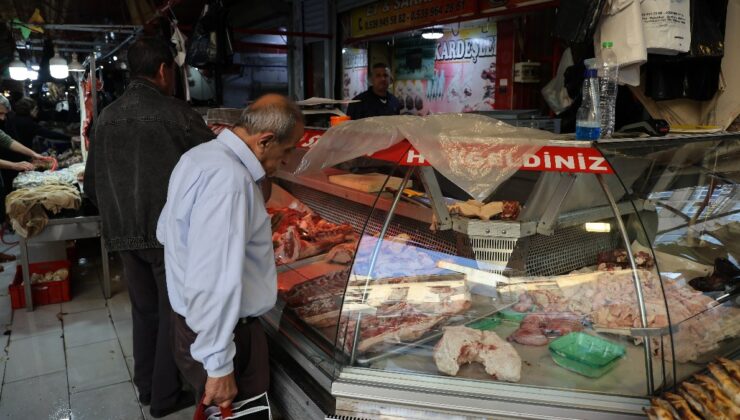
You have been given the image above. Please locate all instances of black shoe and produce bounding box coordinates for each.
[139,392,151,406]
[149,391,195,418]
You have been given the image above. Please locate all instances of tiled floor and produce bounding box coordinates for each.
[0,238,195,420]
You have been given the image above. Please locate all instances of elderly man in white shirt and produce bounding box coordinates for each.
[157,94,304,416]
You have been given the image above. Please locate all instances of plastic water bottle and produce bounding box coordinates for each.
[599,41,619,138]
[575,61,601,140]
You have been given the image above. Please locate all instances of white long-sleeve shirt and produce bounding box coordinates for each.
[157,129,276,377]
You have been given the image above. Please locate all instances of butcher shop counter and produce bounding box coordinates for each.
[262,123,740,420]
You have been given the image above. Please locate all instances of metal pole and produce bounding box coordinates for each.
[349,168,414,364]
[21,238,33,311]
[596,173,654,395]
[90,52,97,118]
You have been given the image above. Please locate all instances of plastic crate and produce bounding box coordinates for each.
[8,260,71,309]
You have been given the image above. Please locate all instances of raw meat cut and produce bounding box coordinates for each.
[501,201,521,220]
[596,249,654,271]
[341,303,447,353]
[325,241,357,265]
[447,200,520,221]
[280,269,349,307]
[293,296,342,328]
[689,258,739,292]
[523,268,739,362]
[507,313,583,346]
[512,293,534,312]
[434,326,521,382]
[268,207,356,264]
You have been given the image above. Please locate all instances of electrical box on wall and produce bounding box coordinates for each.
[514,62,541,83]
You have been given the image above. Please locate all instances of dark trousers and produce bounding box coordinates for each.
[171,312,270,409]
[119,249,181,410]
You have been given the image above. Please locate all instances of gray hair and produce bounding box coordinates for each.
[238,99,304,143]
[0,95,10,111]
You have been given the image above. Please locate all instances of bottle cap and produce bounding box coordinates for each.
[585,68,598,78]
[602,41,614,48]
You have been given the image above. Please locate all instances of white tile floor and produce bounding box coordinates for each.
[0,239,195,420]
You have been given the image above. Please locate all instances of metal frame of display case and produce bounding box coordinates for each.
[20,216,111,311]
[266,131,740,419]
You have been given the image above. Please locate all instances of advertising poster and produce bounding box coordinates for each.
[393,22,498,115]
[393,38,436,80]
[341,48,368,100]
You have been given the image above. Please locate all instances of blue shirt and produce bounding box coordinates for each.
[157,129,276,377]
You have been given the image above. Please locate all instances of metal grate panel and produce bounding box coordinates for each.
[282,182,621,276]
[468,237,518,273]
[525,225,621,276]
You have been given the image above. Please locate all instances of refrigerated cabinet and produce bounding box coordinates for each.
[263,127,740,420]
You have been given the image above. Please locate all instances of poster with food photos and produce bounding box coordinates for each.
[392,21,497,115]
[342,48,369,101]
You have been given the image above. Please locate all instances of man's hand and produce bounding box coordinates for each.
[12,161,35,172]
[32,153,53,162]
[203,373,237,409]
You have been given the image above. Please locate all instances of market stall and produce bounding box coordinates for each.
[5,161,110,311]
[259,115,739,419]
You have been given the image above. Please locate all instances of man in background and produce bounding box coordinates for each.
[84,36,214,418]
[346,63,401,120]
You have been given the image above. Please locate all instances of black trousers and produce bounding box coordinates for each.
[171,311,270,418]
[119,249,181,410]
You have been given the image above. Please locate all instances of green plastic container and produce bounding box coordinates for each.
[548,332,626,378]
[468,315,501,331]
[499,308,529,323]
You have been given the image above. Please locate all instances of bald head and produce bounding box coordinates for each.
[239,94,304,144]
[233,94,305,176]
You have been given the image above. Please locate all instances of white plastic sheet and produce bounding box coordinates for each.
[542,48,574,114]
[594,0,647,86]
[295,114,556,201]
[641,0,691,55]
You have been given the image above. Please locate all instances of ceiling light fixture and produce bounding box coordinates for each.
[9,51,27,81]
[68,53,85,73]
[421,27,444,40]
[49,48,69,79]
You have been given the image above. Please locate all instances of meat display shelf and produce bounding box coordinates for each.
[276,168,648,240]
[275,169,434,224]
[267,130,740,420]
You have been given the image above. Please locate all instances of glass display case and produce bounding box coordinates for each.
[262,120,739,420]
